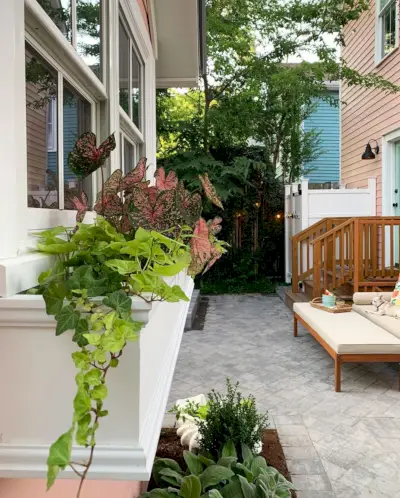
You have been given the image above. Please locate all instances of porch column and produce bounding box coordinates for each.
[0,0,28,259]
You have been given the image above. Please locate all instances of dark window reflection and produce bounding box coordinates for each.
[26,44,59,209]
[119,19,130,115]
[37,0,72,42]
[132,47,141,129]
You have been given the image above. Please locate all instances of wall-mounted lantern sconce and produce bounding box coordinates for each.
[361,139,379,160]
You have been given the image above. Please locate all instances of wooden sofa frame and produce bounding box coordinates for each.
[293,313,400,392]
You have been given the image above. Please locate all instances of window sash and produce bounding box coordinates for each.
[377,0,398,60]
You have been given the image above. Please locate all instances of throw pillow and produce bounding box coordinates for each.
[391,274,400,305]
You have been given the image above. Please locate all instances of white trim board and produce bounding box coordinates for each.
[382,127,400,216]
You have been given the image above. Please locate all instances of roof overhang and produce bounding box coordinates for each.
[154,0,206,88]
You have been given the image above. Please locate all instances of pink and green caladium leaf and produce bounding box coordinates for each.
[208,217,223,235]
[199,173,223,209]
[190,218,212,264]
[69,132,116,179]
[119,156,147,192]
[71,191,88,224]
[155,167,178,190]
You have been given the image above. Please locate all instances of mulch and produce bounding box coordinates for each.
[147,428,294,495]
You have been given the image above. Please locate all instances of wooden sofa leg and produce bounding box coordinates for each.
[293,315,298,337]
[335,357,341,392]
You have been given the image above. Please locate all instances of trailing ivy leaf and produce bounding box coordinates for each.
[103,311,117,330]
[72,351,90,369]
[76,413,91,446]
[47,426,74,472]
[101,332,125,353]
[67,266,108,297]
[73,319,89,347]
[91,384,108,401]
[43,282,66,316]
[103,291,131,316]
[180,475,201,498]
[83,333,101,346]
[73,389,91,419]
[84,369,102,386]
[55,305,80,336]
[199,465,234,491]
[47,464,60,490]
[183,451,204,476]
[92,348,106,364]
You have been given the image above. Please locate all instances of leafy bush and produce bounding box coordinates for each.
[141,441,295,498]
[198,380,268,460]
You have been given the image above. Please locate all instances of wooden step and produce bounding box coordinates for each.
[284,290,309,311]
[302,279,353,301]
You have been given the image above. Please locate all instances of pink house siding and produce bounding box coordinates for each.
[341,0,400,215]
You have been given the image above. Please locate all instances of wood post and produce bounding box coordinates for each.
[335,357,341,392]
[293,315,298,337]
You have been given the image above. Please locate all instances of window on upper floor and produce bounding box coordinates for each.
[377,0,399,62]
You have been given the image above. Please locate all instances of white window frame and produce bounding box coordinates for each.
[0,0,156,297]
[376,0,399,64]
[46,97,57,152]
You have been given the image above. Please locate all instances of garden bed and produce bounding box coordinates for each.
[148,428,293,491]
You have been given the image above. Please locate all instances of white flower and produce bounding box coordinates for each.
[253,440,262,455]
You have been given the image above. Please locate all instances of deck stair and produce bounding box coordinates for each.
[287,217,400,308]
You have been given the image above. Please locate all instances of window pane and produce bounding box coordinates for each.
[26,44,59,209]
[63,82,92,210]
[119,20,130,115]
[37,0,72,42]
[382,1,396,56]
[124,138,135,173]
[132,48,141,129]
[77,0,102,79]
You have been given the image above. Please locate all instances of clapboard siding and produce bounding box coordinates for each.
[341,0,400,215]
[303,92,340,183]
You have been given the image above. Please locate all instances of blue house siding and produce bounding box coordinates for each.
[303,91,340,183]
[47,103,78,184]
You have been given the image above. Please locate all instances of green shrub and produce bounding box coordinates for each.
[141,441,295,498]
[198,379,268,460]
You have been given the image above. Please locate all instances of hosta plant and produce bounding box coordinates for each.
[141,441,295,498]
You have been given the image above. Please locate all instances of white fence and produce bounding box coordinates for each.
[284,178,377,283]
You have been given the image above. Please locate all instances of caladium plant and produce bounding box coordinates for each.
[68,132,227,276]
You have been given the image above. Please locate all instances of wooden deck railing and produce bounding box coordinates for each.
[310,217,400,298]
[291,218,349,293]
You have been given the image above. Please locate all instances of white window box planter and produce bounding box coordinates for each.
[0,271,194,481]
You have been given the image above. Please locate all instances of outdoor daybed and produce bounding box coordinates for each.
[293,293,400,392]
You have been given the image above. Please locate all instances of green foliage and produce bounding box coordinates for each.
[169,400,209,422]
[197,380,268,461]
[35,219,193,492]
[199,277,276,295]
[141,441,295,498]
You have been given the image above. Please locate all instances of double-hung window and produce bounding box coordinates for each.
[26,0,103,226]
[376,0,399,62]
[119,14,145,175]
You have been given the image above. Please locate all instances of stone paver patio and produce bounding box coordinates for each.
[168,294,400,498]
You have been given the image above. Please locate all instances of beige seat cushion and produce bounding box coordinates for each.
[352,303,400,340]
[353,292,392,305]
[293,303,400,354]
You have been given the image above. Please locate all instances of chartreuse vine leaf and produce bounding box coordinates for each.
[102,331,125,353]
[103,291,131,316]
[152,253,191,277]
[46,427,74,489]
[83,333,101,346]
[180,475,201,498]
[33,226,68,238]
[76,413,91,446]
[92,384,108,401]
[72,351,90,369]
[38,240,77,255]
[73,388,91,419]
[105,259,139,275]
[84,368,102,386]
[55,305,80,336]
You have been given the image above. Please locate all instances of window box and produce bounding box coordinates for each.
[0,271,194,480]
